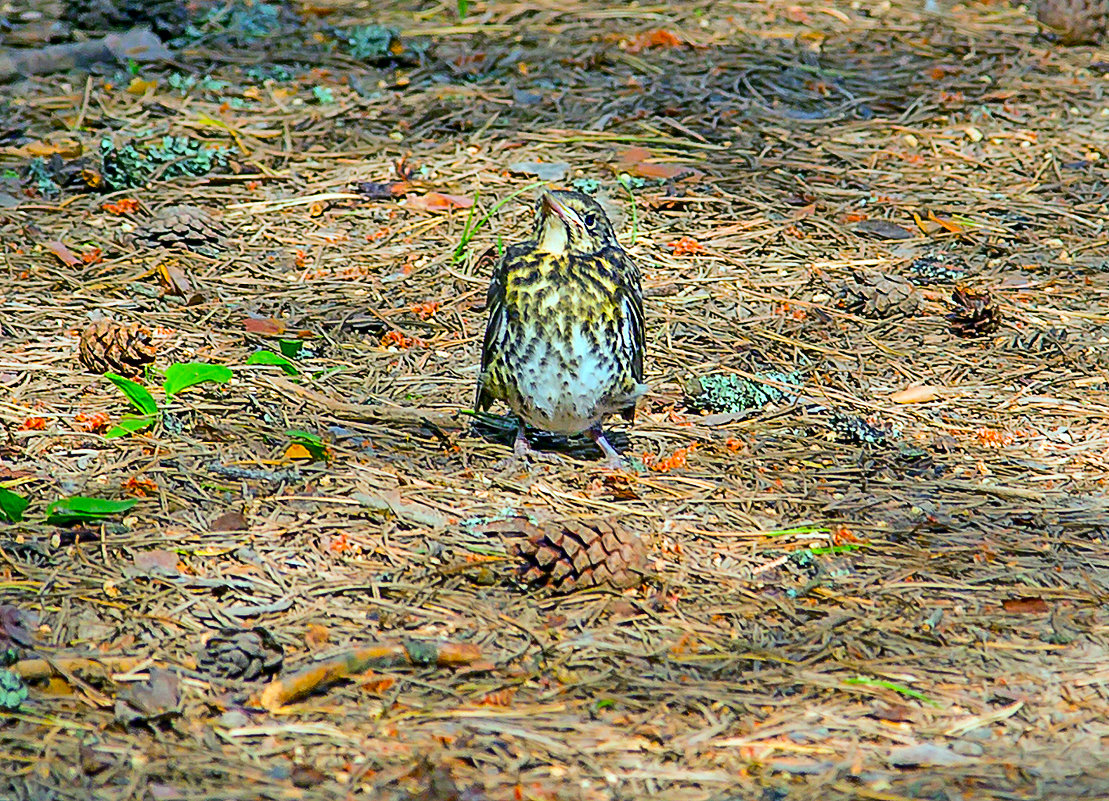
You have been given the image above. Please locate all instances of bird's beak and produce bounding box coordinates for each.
[541,193,584,228]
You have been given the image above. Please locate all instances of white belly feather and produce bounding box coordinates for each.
[511,325,616,434]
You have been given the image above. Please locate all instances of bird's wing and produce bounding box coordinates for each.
[474,247,510,411]
[615,249,645,383]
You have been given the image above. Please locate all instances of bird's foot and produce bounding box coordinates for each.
[494,430,565,471]
[589,426,627,470]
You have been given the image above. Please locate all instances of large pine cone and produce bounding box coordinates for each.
[1037,0,1108,44]
[835,272,921,318]
[948,286,1003,337]
[78,319,157,377]
[126,205,229,257]
[488,518,650,592]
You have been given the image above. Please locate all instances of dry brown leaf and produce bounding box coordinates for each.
[243,317,286,336]
[126,77,157,95]
[23,139,83,159]
[626,29,685,53]
[889,386,942,404]
[45,240,81,266]
[1002,597,1050,614]
[156,258,195,298]
[284,443,314,461]
[405,192,473,212]
[304,624,330,649]
[209,510,248,531]
[617,147,704,180]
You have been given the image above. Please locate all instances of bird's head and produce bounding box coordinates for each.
[532,190,618,256]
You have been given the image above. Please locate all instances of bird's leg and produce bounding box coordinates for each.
[588,423,626,469]
[496,421,563,471]
[513,425,532,460]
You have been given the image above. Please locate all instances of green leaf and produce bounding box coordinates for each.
[104,415,157,438]
[105,373,158,416]
[278,339,304,359]
[46,496,138,526]
[246,350,299,376]
[286,429,323,445]
[0,488,28,523]
[457,0,468,18]
[163,362,233,398]
[286,429,328,461]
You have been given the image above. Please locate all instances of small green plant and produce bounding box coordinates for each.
[0,487,28,523]
[46,497,138,526]
[0,487,138,526]
[105,373,159,438]
[286,429,329,461]
[457,0,468,18]
[452,180,546,265]
[246,350,299,376]
[278,339,304,359]
[104,362,232,437]
[163,363,233,398]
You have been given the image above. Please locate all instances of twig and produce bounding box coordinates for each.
[13,655,148,682]
[260,374,460,431]
[254,639,484,710]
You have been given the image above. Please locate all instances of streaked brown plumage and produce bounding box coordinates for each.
[475,190,646,464]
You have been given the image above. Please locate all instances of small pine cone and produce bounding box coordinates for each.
[509,518,649,592]
[1036,0,1108,44]
[836,272,921,318]
[126,205,229,257]
[197,627,283,681]
[78,319,157,376]
[948,286,1002,337]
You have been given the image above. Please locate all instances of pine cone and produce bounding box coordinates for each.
[836,272,921,318]
[78,319,157,377]
[1037,0,1108,44]
[197,627,283,681]
[498,518,650,592]
[948,286,1002,337]
[127,205,229,257]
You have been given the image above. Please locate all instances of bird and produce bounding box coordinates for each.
[475,189,647,466]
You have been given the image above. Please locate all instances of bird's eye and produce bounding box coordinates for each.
[583,213,596,228]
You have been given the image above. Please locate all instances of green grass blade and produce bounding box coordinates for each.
[843,677,941,707]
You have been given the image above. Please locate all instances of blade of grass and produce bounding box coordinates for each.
[843,677,941,707]
[617,174,638,246]
[452,180,546,264]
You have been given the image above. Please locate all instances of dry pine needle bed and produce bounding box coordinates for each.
[1,1,1109,799]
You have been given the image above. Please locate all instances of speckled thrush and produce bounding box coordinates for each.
[475,190,646,465]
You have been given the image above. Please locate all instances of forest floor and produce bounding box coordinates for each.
[2,1,1109,799]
